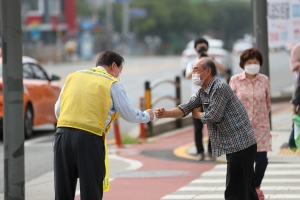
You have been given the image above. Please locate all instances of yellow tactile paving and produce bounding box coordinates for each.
[278,148,300,156]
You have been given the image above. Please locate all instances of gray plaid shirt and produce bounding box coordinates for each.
[178,77,256,157]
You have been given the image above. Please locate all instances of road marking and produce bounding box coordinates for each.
[75,154,142,197]
[201,170,300,176]
[161,195,197,199]
[173,142,197,160]
[161,163,300,200]
[162,194,300,199]
[108,154,143,170]
[191,178,300,183]
[178,186,300,191]
[214,163,300,169]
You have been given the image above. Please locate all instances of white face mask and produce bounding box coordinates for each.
[192,69,208,87]
[244,64,260,75]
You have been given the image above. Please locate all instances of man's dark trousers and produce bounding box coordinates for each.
[193,118,212,154]
[225,144,258,200]
[54,127,106,200]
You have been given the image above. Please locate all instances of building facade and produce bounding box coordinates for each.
[22,0,77,43]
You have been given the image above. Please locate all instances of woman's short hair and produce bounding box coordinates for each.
[96,50,124,67]
[239,48,263,69]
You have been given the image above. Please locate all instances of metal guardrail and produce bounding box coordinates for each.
[144,76,182,136]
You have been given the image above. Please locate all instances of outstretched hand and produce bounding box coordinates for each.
[155,107,166,119]
[144,109,154,121]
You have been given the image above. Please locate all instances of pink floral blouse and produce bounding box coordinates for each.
[230,72,272,152]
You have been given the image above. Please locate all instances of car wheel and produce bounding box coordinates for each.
[24,105,33,139]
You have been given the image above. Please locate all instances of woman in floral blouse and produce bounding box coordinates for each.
[229,48,272,200]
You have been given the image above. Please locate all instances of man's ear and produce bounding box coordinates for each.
[208,68,212,76]
[111,62,116,69]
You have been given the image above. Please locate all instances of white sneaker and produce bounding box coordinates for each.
[196,153,205,161]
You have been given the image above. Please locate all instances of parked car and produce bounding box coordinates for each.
[180,38,233,82]
[232,40,253,55]
[0,56,61,138]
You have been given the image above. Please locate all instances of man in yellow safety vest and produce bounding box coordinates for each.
[54,50,154,200]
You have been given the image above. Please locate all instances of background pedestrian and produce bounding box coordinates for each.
[230,48,272,200]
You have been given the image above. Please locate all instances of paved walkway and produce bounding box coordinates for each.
[1,101,299,200]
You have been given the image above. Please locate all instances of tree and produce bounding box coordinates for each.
[76,0,92,17]
[97,0,252,54]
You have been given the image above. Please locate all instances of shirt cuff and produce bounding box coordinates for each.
[142,111,150,122]
[177,105,189,117]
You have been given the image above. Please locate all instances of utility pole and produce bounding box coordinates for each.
[252,0,272,128]
[0,0,25,199]
[252,0,270,77]
[105,0,113,50]
[44,0,51,44]
[122,0,130,43]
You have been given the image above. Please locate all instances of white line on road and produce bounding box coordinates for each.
[161,195,196,199]
[161,194,300,199]
[178,186,300,191]
[214,164,300,169]
[191,178,300,183]
[201,170,300,176]
[75,154,142,197]
[108,154,143,170]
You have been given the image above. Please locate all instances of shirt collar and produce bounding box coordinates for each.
[203,76,217,94]
[96,66,107,71]
[239,71,263,82]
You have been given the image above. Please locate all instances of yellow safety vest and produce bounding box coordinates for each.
[57,67,119,191]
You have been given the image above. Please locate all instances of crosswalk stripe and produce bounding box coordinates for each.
[161,163,300,200]
[202,170,300,176]
[178,186,300,191]
[191,178,300,183]
[214,164,300,169]
[162,194,300,199]
[161,195,197,199]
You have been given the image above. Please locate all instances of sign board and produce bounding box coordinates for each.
[114,0,131,3]
[130,8,147,17]
[30,21,40,41]
[268,0,300,48]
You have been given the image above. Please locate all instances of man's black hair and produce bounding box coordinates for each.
[96,50,124,67]
[194,38,209,49]
[202,58,217,76]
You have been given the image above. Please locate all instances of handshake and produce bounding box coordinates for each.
[144,107,202,121]
[144,108,168,121]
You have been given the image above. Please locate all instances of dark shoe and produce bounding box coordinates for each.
[196,152,205,161]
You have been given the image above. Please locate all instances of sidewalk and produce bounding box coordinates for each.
[1,101,299,200]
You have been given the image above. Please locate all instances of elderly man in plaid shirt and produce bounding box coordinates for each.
[155,57,258,200]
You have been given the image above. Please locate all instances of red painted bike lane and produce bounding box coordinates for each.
[77,128,213,200]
